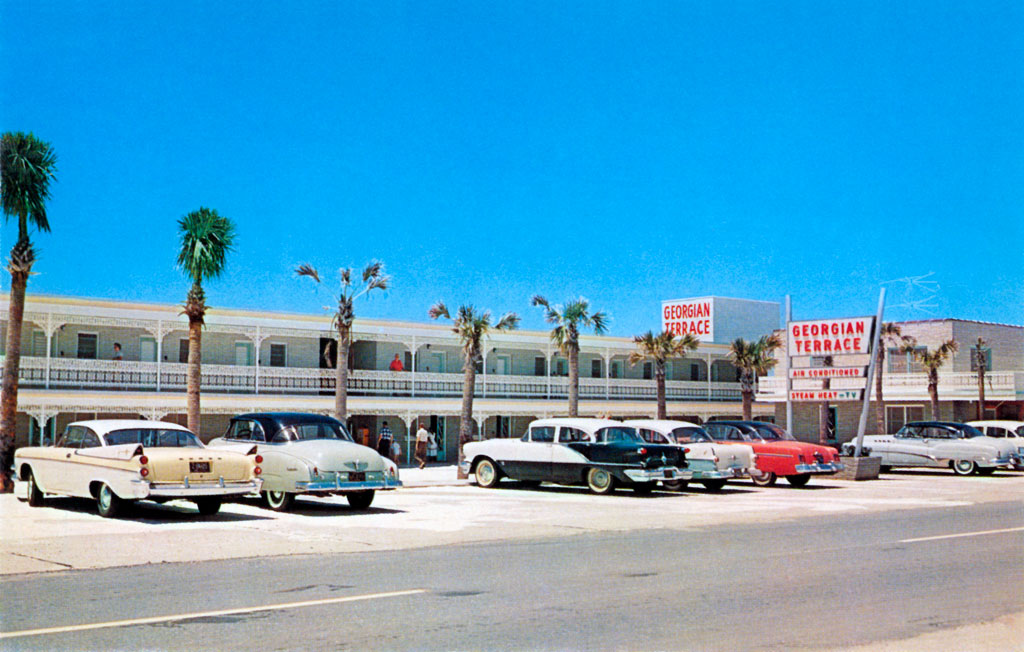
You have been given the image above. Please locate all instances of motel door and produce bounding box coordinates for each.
[430,415,446,462]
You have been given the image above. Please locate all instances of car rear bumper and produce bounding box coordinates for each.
[140,478,263,498]
[690,467,746,480]
[295,478,402,492]
[623,467,686,482]
[794,462,843,474]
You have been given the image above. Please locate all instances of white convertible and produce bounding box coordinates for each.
[841,421,1017,475]
[624,419,756,491]
[14,420,262,517]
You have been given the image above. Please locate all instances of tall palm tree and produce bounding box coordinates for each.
[629,330,699,419]
[177,208,235,437]
[972,337,987,420]
[913,339,958,420]
[297,261,389,421]
[873,323,917,434]
[728,333,782,421]
[429,302,519,477]
[1,132,57,492]
[531,296,607,417]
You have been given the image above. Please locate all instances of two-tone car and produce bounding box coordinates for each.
[966,420,1024,470]
[207,412,401,511]
[704,421,843,487]
[461,418,688,494]
[624,419,756,491]
[843,421,1017,475]
[14,420,262,517]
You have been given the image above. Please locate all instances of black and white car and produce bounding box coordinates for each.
[461,418,688,494]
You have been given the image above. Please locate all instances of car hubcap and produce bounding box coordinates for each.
[478,464,494,485]
[955,461,973,474]
[591,470,610,489]
[269,492,284,506]
[26,475,33,499]
[100,487,111,509]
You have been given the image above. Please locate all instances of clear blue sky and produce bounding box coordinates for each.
[2,1,1022,335]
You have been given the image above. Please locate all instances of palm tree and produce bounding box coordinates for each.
[629,330,699,419]
[1,132,57,492]
[531,296,607,417]
[817,355,834,445]
[873,323,917,434]
[972,337,987,420]
[913,339,958,420]
[429,302,519,477]
[177,208,235,436]
[728,333,782,421]
[297,261,389,421]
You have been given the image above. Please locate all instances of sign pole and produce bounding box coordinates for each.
[854,288,886,456]
[785,295,792,433]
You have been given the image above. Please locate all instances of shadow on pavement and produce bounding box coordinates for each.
[23,496,274,523]
[234,496,406,517]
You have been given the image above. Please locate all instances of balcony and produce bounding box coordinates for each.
[756,372,1024,402]
[8,356,743,402]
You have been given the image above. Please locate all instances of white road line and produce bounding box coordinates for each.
[900,526,1024,544]
[0,588,426,640]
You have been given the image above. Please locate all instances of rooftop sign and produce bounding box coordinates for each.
[661,298,713,342]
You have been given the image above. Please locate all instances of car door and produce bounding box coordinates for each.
[551,427,590,482]
[47,426,86,494]
[68,430,105,497]
[890,425,932,466]
[512,425,556,480]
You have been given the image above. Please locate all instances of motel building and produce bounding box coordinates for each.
[1,294,781,464]
[757,319,1024,441]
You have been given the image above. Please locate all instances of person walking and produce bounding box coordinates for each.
[414,421,430,469]
[376,421,393,458]
[390,437,402,465]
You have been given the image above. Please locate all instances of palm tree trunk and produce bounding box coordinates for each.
[818,377,831,445]
[457,358,476,479]
[655,366,667,420]
[335,326,350,421]
[741,389,752,421]
[976,363,985,421]
[186,315,202,436]
[0,269,29,492]
[928,377,940,420]
[568,347,579,417]
[874,347,886,434]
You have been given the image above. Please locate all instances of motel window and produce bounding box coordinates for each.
[610,360,622,379]
[643,362,653,380]
[179,339,190,363]
[888,347,926,374]
[690,364,700,381]
[886,406,925,434]
[270,344,287,367]
[591,359,602,378]
[555,358,567,376]
[495,416,511,438]
[534,357,545,376]
[77,333,98,360]
[969,348,992,372]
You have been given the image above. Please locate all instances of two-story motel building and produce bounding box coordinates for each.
[1,294,777,463]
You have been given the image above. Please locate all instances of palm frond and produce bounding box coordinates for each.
[494,312,520,331]
[339,268,352,286]
[362,260,383,282]
[1,131,58,235]
[428,301,450,321]
[176,207,236,284]
[530,295,549,309]
[295,263,321,283]
[590,311,609,335]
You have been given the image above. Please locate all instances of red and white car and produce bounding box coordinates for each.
[704,421,842,487]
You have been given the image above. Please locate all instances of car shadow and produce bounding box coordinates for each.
[490,483,684,498]
[234,496,406,517]
[27,496,274,523]
[881,469,1016,478]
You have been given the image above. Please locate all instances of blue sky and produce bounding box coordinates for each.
[2,1,1022,335]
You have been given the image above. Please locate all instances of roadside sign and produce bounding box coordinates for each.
[790,366,867,379]
[790,389,863,402]
[788,317,874,359]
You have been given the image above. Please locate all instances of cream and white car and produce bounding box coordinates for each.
[624,419,756,491]
[966,420,1024,470]
[14,420,263,517]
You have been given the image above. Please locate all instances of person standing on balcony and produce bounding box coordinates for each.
[414,421,430,469]
[112,343,123,361]
[389,354,404,372]
[376,421,393,458]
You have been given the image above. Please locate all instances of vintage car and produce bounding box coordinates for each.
[207,412,400,511]
[843,421,1018,475]
[14,420,262,517]
[623,419,756,491]
[704,421,843,487]
[966,421,1024,470]
[461,418,688,494]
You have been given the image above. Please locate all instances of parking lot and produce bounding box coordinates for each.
[3,467,1022,576]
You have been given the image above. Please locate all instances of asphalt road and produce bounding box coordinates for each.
[2,499,1021,651]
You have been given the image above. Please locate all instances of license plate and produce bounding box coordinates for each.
[663,470,673,478]
[189,461,210,473]
[349,472,365,482]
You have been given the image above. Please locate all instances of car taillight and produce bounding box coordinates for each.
[140,468,149,477]
[254,455,263,464]
[713,456,719,462]
[254,466,262,476]
[683,448,691,454]
[139,455,149,465]
[638,448,647,455]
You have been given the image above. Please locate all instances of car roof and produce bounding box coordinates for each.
[68,420,192,436]
[529,418,625,433]
[232,412,343,432]
[707,421,773,428]
[966,420,1024,428]
[623,419,703,432]
[904,421,968,429]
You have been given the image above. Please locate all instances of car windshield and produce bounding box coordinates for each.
[273,421,353,443]
[104,428,203,448]
[955,424,985,438]
[751,424,795,441]
[670,427,713,443]
[597,427,642,443]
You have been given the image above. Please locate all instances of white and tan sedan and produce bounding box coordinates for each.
[14,420,263,517]
[624,419,756,491]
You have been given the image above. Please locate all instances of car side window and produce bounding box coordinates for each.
[62,426,85,449]
[229,420,252,440]
[558,427,586,443]
[80,430,102,449]
[705,424,725,441]
[638,429,656,443]
[725,426,744,441]
[988,427,1009,438]
[530,426,555,443]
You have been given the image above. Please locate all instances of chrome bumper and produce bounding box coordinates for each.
[144,478,263,498]
[295,478,401,492]
[794,462,843,474]
[624,467,686,482]
[690,467,746,480]
[459,461,471,475]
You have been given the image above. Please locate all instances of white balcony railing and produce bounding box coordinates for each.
[7,356,744,402]
[756,371,1023,401]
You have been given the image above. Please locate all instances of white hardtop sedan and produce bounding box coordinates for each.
[843,421,1018,475]
[14,420,262,517]
[966,420,1024,470]
[623,419,757,491]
